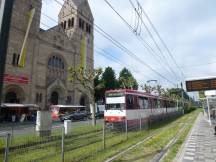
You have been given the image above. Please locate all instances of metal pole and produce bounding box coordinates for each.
[61,127,65,162]
[4,133,11,162]
[103,121,106,149]
[10,126,14,144]
[139,115,142,131]
[0,0,14,104]
[181,88,184,108]
[125,119,128,140]
[206,98,212,126]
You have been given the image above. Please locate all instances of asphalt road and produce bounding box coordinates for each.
[0,119,103,136]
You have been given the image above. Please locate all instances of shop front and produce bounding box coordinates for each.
[0,103,38,122]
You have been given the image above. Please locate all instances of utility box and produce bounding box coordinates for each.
[36,111,52,136]
[64,120,71,135]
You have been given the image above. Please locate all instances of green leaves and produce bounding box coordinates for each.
[68,66,103,99]
[119,68,138,90]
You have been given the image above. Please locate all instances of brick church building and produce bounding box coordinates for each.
[2,0,94,110]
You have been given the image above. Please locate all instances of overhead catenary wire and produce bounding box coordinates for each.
[104,0,180,83]
[134,0,186,80]
[128,0,180,81]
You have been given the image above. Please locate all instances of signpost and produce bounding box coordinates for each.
[186,77,216,127]
[186,77,216,92]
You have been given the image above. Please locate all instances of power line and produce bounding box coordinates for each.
[94,26,176,86]
[103,0,180,83]
[128,0,180,81]
[134,0,185,80]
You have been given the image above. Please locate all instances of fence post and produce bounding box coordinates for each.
[61,127,65,162]
[149,116,151,130]
[4,133,11,162]
[125,119,128,140]
[103,121,106,149]
[10,126,13,144]
[140,115,142,131]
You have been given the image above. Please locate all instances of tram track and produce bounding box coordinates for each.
[150,124,188,162]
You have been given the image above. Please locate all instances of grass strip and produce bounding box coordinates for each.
[109,110,199,162]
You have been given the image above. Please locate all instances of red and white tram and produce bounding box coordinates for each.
[104,89,182,125]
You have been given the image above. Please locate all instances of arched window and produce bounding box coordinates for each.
[68,19,71,28]
[71,17,74,27]
[63,21,66,29]
[48,56,65,70]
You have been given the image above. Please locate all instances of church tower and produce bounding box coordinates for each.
[58,0,94,69]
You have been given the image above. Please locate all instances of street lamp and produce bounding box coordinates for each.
[147,80,157,84]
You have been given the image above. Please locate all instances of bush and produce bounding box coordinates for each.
[183,106,196,114]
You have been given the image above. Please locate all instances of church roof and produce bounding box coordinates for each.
[59,0,93,21]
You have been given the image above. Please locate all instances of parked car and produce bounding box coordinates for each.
[95,111,104,119]
[59,111,88,122]
[88,111,104,119]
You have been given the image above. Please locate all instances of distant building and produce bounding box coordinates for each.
[2,0,94,110]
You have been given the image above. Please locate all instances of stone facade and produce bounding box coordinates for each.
[2,0,94,110]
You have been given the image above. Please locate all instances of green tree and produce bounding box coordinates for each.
[102,67,118,90]
[94,72,105,102]
[141,84,152,93]
[118,68,138,90]
[68,67,102,126]
[156,84,166,96]
[168,88,189,100]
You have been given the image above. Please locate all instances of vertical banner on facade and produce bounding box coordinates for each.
[81,33,87,69]
[18,8,35,67]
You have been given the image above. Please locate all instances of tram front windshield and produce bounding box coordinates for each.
[106,92,125,110]
[106,103,125,110]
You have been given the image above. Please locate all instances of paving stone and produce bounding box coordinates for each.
[186,148,196,152]
[183,156,194,160]
[185,152,195,156]
[176,113,216,162]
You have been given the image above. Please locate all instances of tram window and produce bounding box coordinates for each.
[157,100,160,108]
[106,103,124,110]
[144,98,149,109]
[167,101,170,108]
[138,97,144,109]
[160,100,164,107]
[126,95,134,109]
[138,97,149,109]
[152,99,157,108]
[164,100,168,108]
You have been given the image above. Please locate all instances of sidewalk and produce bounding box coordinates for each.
[176,113,216,162]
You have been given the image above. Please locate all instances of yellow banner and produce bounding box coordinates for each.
[81,33,85,69]
[18,8,35,67]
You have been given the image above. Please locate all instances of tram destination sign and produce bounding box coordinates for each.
[186,78,216,92]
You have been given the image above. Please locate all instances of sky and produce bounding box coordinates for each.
[41,0,216,97]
